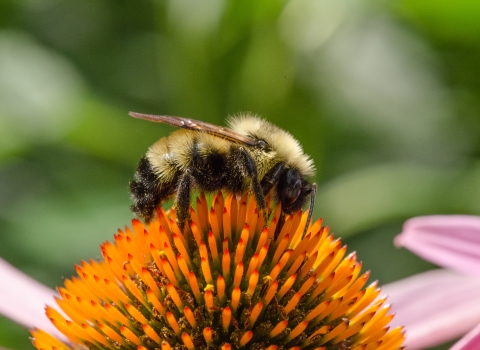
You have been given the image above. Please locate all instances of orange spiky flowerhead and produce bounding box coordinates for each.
[31,191,405,350]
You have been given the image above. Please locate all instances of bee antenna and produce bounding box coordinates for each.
[302,183,317,239]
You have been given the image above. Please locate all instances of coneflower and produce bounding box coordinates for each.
[31,191,405,349]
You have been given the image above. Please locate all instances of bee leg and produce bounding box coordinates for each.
[260,162,285,195]
[261,163,289,239]
[301,183,317,239]
[175,170,192,234]
[238,147,269,225]
[274,211,286,241]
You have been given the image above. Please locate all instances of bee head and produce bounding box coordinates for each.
[277,168,312,214]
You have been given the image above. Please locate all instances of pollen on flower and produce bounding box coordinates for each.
[31,191,405,349]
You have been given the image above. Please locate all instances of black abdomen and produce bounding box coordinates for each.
[130,156,177,222]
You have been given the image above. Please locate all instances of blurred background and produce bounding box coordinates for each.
[1,0,479,348]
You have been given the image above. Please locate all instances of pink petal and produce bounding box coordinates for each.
[0,258,65,340]
[395,215,480,276]
[452,322,480,350]
[382,269,480,349]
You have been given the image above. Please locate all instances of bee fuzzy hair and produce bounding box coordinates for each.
[227,114,315,177]
[147,129,232,180]
[147,137,177,182]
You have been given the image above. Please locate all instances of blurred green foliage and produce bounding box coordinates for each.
[1,0,480,348]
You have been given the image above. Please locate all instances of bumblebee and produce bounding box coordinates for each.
[129,112,317,237]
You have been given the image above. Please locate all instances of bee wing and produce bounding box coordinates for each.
[129,112,257,146]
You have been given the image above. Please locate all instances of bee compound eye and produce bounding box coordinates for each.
[256,139,268,149]
[282,178,301,204]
